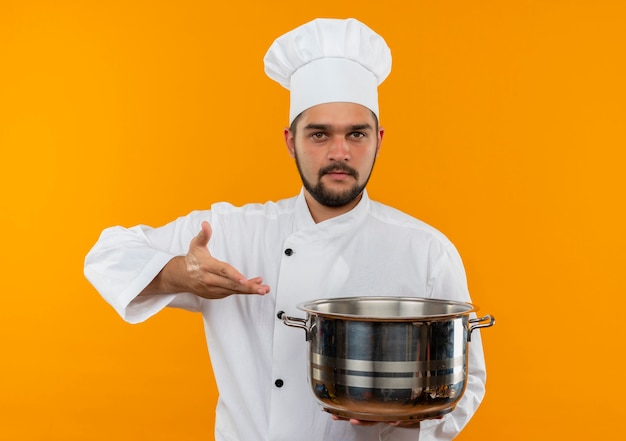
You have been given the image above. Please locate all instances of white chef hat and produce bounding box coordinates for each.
[264,18,392,124]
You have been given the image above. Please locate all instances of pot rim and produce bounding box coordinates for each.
[296,296,479,322]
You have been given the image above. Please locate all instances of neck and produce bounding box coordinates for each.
[303,190,363,223]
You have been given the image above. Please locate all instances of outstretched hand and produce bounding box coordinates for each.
[182,221,271,299]
[144,221,270,299]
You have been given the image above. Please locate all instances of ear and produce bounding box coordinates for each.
[284,128,296,159]
[375,127,385,157]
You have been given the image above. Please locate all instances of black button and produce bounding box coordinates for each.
[275,379,284,388]
[284,248,293,256]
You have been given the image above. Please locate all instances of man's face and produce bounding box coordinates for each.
[285,102,383,208]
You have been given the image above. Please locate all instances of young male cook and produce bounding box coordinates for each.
[85,17,487,441]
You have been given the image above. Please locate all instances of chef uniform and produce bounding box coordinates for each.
[84,18,487,441]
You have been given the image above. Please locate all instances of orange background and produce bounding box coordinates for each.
[1,1,624,439]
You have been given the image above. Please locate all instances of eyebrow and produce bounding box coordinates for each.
[302,123,374,131]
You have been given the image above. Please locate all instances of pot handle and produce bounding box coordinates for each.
[277,311,311,341]
[468,315,495,341]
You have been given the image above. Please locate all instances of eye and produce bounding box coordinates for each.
[349,132,366,139]
[310,132,327,140]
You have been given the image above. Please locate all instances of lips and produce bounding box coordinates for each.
[319,165,358,179]
[325,172,351,182]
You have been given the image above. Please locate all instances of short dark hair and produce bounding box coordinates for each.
[289,108,379,135]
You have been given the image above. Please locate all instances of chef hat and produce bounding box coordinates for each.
[264,18,392,124]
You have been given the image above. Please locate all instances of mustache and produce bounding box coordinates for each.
[318,163,359,179]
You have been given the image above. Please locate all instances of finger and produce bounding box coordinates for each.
[208,259,251,286]
[349,418,378,426]
[197,287,261,299]
[193,221,212,249]
[241,277,270,294]
[242,280,271,295]
[330,415,378,427]
[246,276,267,287]
[201,259,270,295]
[233,275,271,295]
[195,275,270,298]
[388,420,421,428]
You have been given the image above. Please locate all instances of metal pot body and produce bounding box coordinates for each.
[281,296,494,421]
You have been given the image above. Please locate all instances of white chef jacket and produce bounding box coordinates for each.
[84,189,487,441]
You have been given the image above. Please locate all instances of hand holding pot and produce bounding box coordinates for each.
[281,297,495,422]
[331,413,442,429]
[141,221,270,298]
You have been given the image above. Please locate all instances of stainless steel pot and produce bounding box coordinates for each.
[280,296,494,421]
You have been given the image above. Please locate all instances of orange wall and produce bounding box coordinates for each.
[1,1,624,439]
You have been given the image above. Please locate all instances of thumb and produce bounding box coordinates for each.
[193,221,212,249]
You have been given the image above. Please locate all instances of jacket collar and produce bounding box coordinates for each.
[293,188,370,239]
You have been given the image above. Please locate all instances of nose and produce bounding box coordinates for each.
[327,136,350,161]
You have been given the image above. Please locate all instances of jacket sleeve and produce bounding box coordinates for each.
[415,332,486,440]
[83,211,209,323]
[405,241,487,440]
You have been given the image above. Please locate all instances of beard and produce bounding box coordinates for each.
[294,151,376,208]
